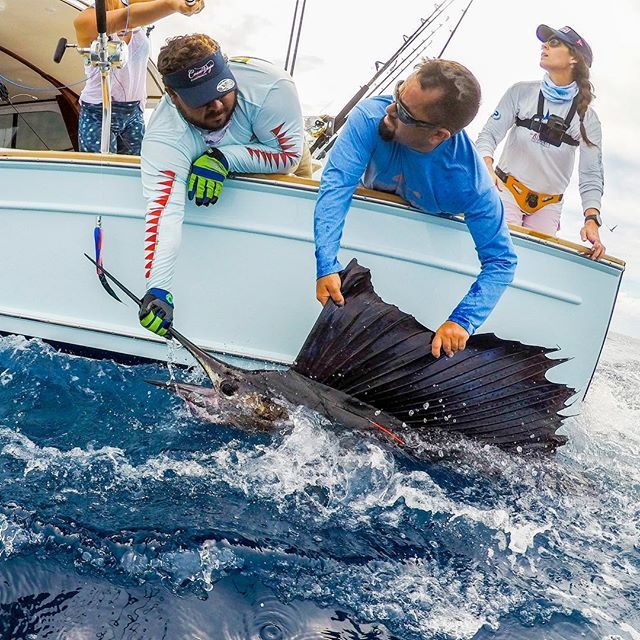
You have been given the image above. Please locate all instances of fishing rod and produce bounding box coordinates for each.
[309,0,456,157]
[365,6,456,98]
[54,0,128,302]
[366,24,444,98]
[367,0,475,98]
[437,0,474,58]
[56,2,197,303]
[309,0,478,159]
[288,0,307,76]
[94,0,125,302]
[284,0,301,72]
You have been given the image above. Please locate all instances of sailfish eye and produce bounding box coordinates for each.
[220,380,239,396]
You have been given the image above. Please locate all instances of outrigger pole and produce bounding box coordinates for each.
[284,0,308,76]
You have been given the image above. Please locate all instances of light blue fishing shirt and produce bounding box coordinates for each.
[141,56,305,291]
[314,96,517,335]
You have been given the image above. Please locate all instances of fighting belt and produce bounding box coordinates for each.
[495,167,563,215]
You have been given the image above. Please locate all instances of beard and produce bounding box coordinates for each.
[176,92,237,132]
[378,117,395,141]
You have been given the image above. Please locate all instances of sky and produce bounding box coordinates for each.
[153,0,640,337]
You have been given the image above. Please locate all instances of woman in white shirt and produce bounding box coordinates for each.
[476,25,605,259]
[73,0,203,155]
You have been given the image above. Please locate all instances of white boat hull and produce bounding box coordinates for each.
[0,152,624,403]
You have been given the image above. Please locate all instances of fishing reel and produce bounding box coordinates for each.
[304,115,334,139]
[53,37,128,69]
[86,38,128,69]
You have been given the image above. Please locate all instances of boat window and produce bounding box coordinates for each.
[0,101,73,151]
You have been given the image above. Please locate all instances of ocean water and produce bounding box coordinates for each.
[0,332,638,640]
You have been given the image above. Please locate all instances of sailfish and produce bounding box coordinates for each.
[90,256,574,453]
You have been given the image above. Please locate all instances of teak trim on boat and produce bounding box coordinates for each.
[0,149,625,268]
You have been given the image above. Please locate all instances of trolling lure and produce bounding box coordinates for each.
[93,217,122,303]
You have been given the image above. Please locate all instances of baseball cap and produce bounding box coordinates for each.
[162,50,237,108]
[536,25,593,67]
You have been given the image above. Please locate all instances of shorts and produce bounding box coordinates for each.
[78,100,145,155]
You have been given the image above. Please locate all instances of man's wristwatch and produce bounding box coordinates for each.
[584,213,602,227]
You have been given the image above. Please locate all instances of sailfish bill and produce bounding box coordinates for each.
[154,260,574,454]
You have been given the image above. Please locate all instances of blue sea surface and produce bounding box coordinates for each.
[0,332,639,640]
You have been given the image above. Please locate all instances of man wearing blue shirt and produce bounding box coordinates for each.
[314,59,517,358]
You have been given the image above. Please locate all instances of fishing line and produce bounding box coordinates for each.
[0,72,88,92]
[437,0,475,58]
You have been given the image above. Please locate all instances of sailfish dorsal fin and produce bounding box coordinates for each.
[293,260,574,452]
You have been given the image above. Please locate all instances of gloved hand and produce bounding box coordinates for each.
[188,147,229,206]
[139,288,174,337]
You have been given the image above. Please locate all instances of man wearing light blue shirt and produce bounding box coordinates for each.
[314,59,517,358]
[138,34,309,336]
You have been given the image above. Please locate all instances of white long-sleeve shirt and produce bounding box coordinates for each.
[475,81,603,212]
[141,56,304,291]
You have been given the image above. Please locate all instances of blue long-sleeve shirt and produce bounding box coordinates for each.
[314,96,517,335]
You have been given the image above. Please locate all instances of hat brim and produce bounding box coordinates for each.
[536,24,565,44]
[536,24,592,67]
[171,73,237,109]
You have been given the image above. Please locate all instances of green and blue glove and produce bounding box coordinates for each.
[139,288,174,337]
[188,147,229,206]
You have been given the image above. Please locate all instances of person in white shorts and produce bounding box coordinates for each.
[475,24,605,260]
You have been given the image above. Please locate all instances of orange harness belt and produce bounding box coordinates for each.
[496,167,563,215]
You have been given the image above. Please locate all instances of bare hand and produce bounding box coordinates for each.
[580,220,606,260]
[483,156,503,192]
[177,0,204,15]
[316,273,344,307]
[431,321,470,358]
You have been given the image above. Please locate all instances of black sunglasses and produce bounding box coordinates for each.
[393,81,439,129]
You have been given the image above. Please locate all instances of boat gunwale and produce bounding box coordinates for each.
[0,148,626,269]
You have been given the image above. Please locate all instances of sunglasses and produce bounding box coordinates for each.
[393,81,439,129]
[545,37,569,48]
